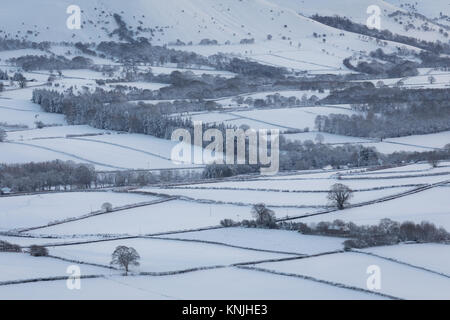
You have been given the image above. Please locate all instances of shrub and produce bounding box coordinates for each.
[29,245,49,257]
[101,202,113,212]
[220,219,239,227]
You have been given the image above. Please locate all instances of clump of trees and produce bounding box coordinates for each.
[8,55,93,71]
[29,245,49,257]
[32,88,197,139]
[343,57,418,78]
[279,138,382,170]
[251,203,277,228]
[0,240,22,253]
[0,38,50,51]
[220,203,277,229]
[202,164,259,179]
[317,88,450,138]
[97,38,210,67]
[0,160,96,192]
[328,183,353,210]
[110,246,140,275]
[287,219,450,249]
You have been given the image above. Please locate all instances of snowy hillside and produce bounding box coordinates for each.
[1,0,450,303]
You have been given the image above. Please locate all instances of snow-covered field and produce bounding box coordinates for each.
[0,0,449,301]
[161,227,345,255]
[0,252,113,283]
[229,106,357,131]
[362,243,450,276]
[138,186,414,207]
[297,186,450,230]
[47,237,292,272]
[256,251,450,300]
[25,199,260,236]
[0,192,158,231]
[0,267,384,300]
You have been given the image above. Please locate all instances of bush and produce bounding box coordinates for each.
[220,219,239,227]
[101,202,113,212]
[29,245,49,257]
[0,240,22,253]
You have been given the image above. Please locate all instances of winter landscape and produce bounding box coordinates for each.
[0,0,450,301]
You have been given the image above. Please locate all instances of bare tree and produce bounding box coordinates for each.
[315,133,325,144]
[251,203,276,228]
[328,183,353,210]
[110,246,140,275]
[427,155,440,168]
[428,75,436,84]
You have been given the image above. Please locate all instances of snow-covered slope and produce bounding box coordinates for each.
[2,0,445,44]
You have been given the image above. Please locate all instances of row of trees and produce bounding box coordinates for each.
[316,99,450,138]
[31,88,200,139]
[0,160,208,193]
[9,55,93,71]
[0,161,95,192]
[288,218,450,249]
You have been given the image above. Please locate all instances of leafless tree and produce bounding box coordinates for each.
[427,155,439,168]
[251,203,276,228]
[428,75,436,84]
[110,246,140,275]
[328,183,353,210]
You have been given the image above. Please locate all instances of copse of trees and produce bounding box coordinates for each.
[97,38,211,67]
[316,100,450,138]
[318,88,450,138]
[286,218,450,249]
[32,88,198,139]
[0,240,22,253]
[0,38,50,51]
[29,245,49,257]
[202,164,260,179]
[8,55,93,71]
[343,57,418,78]
[323,87,449,105]
[251,203,277,228]
[279,138,381,171]
[0,160,207,193]
[0,160,96,192]
[220,203,278,229]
